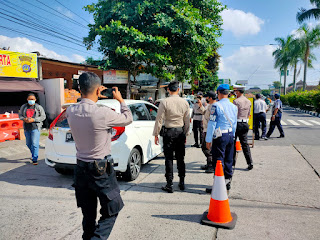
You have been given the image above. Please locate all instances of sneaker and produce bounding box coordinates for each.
[247,164,253,170]
[261,136,268,140]
[32,161,38,165]
[201,164,208,170]
[161,185,173,193]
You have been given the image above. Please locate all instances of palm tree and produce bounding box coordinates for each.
[273,36,293,95]
[288,38,303,91]
[297,0,320,23]
[297,24,320,91]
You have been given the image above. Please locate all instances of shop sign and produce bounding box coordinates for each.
[103,70,128,84]
[0,50,38,78]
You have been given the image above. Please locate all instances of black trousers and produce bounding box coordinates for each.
[193,120,203,145]
[254,112,267,139]
[74,160,124,240]
[233,122,253,166]
[163,128,186,183]
[201,132,213,167]
[211,132,234,179]
[267,113,284,137]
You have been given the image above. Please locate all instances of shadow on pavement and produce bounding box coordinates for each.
[152,214,203,223]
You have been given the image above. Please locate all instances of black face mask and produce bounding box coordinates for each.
[206,99,210,103]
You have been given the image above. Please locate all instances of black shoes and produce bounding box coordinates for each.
[205,167,214,174]
[178,178,185,191]
[247,164,253,170]
[261,136,268,140]
[201,164,208,170]
[191,143,200,148]
[277,135,285,138]
[161,185,174,193]
[205,187,212,193]
[225,178,232,190]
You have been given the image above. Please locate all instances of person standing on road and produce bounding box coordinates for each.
[233,85,254,170]
[254,94,268,140]
[206,84,237,190]
[201,91,217,173]
[191,92,206,148]
[267,93,285,138]
[66,72,133,240]
[153,81,190,193]
[19,93,46,165]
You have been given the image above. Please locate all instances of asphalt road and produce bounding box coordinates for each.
[0,107,319,240]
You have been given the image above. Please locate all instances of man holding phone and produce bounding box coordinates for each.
[66,72,133,240]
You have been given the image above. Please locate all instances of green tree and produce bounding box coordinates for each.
[261,89,271,96]
[297,0,320,23]
[84,0,225,97]
[273,36,293,95]
[288,38,304,92]
[297,24,320,91]
[273,81,282,89]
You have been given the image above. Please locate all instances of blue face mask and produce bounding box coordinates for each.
[28,100,35,105]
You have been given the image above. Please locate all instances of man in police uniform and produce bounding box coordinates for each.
[233,85,253,170]
[66,72,133,240]
[153,81,190,193]
[201,91,217,173]
[206,84,238,190]
[266,93,285,138]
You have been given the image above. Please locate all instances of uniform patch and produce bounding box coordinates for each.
[210,115,216,121]
[210,105,216,115]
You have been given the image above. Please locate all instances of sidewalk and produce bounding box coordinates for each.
[64,142,320,240]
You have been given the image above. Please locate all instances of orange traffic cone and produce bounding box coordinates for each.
[201,160,237,229]
[235,140,242,152]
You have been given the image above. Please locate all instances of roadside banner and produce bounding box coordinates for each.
[0,50,38,78]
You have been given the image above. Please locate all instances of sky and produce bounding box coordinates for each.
[1,0,320,89]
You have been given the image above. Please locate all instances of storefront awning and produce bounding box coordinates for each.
[0,78,44,92]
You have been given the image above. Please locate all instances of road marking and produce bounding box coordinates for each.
[309,120,320,126]
[298,120,313,126]
[281,120,287,125]
[287,119,300,126]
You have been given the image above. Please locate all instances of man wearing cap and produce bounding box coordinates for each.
[153,81,190,193]
[206,84,238,190]
[233,85,254,170]
[266,93,285,138]
[254,94,268,140]
[201,91,217,173]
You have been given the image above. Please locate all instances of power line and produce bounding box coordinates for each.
[35,0,88,28]
[0,25,101,58]
[54,0,90,24]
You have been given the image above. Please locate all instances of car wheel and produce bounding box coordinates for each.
[124,148,142,181]
[54,167,73,175]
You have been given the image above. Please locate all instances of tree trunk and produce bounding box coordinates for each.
[126,72,131,99]
[155,80,161,100]
[293,62,297,92]
[283,67,287,95]
[303,57,308,91]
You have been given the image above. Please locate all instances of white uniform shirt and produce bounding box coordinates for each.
[254,99,267,114]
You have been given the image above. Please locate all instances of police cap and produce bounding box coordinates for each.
[217,84,230,91]
[233,84,245,91]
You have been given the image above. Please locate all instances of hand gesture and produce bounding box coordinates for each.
[113,87,124,103]
[98,86,108,99]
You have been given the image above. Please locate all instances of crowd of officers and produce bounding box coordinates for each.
[67,72,284,239]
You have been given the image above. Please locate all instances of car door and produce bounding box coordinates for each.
[144,103,163,158]
[129,103,152,163]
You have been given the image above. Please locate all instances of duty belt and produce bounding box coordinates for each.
[221,128,233,133]
[237,119,248,123]
[193,113,203,115]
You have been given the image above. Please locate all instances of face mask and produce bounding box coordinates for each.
[206,99,210,103]
[28,100,35,105]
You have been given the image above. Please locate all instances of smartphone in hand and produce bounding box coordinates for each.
[101,88,115,98]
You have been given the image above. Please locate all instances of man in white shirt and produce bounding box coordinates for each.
[254,94,268,140]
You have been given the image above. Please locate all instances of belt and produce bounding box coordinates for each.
[77,159,93,167]
[221,128,233,133]
[164,127,183,131]
[237,119,248,123]
[193,113,203,115]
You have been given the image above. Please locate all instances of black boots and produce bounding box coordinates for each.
[178,178,185,191]
[161,183,174,193]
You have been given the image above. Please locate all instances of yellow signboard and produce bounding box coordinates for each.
[0,50,38,78]
[229,97,254,130]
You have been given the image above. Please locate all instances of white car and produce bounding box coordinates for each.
[45,100,162,181]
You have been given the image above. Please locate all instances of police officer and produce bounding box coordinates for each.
[254,93,268,140]
[267,93,285,138]
[191,92,206,148]
[206,84,237,190]
[233,85,253,170]
[153,81,190,193]
[66,72,133,240]
[201,91,217,173]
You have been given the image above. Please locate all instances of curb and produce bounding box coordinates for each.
[284,105,320,118]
